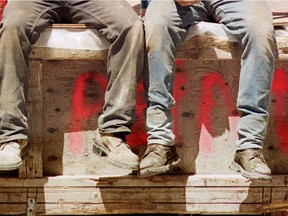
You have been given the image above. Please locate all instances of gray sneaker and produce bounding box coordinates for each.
[139,144,180,177]
[230,148,271,181]
[93,129,139,171]
[0,140,28,171]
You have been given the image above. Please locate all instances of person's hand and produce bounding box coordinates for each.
[175,0,200,6]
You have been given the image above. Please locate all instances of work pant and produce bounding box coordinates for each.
[0,0,144,143]
[144,0,275,150]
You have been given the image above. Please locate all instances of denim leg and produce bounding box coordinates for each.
[69,1,145,134]
[209,0,275,150]
[144,0,210,146]
[0,1,56,144]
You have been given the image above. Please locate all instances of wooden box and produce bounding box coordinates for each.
[0,24,288,215]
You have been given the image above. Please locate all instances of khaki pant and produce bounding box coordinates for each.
[0,0,145,143]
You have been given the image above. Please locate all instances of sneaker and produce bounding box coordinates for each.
[93,129,139,171]
[0,140,28,171]
[139,144,180,177]
[230,148,271,181]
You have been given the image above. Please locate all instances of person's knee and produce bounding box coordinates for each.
[108,17,143,43]
[144,16,171,36]
[2,16,27,35]
[245,17,274,39]
[240,18,274,50]
[130,18,144,35]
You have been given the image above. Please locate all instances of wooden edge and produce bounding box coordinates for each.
[50,21,286,29]
[0,174,287,187]
[30,35,288,61]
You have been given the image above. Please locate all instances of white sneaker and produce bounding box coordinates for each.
[0,140,27,171]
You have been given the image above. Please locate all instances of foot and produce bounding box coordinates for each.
[0,140,28,171]
[230,148,271,181]
[93,129,139,171]
[139,144,180,177]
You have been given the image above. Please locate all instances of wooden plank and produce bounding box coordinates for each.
[0,174,287,187]
[30,56,288,176]
[271,187,288,203]
[0,175,286,215]
[267,201,288,214]
[38,187,263,204]
[272,212,288,216]
[30,47,108,61]
[0,186,28,215]
[30,35,288,61]
[27,60,43,178]
[269,1,288,26]
[0,204,27,215]
[0,188,27,202]
[38,203,265,215]
[40,60,106,176]
[26,27,288,177]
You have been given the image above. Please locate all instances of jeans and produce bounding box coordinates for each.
[0,0,144,143]
[144,0,275,150]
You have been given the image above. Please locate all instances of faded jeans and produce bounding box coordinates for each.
[144,0,275,150]
[0,0,144,143]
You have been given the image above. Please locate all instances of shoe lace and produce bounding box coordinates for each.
[0,143,7,151]
[250,149,265,162]
[0,142,20,151]
[114,133,131,149]
[145,145,162,157]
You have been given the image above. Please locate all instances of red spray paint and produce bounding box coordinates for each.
[0,0,6,20]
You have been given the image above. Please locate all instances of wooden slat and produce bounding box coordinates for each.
[27,60,43,178]
[38,187,263,204]
[0,175,286,215]
[0,174,287,187]
[0,204,27,215]
[34,57,288,176]
[0,188,27,202]
[30,47,108,61]
[30,35,288,61]
[38,203,265,215]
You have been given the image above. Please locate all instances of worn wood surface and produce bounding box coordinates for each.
[268,1,288,26]
[0,174,287,215]
[27,60,43,178]
[30,34,288,61]
[0,1,287,214]
[26,34,288,176]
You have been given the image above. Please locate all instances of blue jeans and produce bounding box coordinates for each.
[0,0,144,143]
[144,0,275,150]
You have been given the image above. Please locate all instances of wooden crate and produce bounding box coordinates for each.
[0,24,287,215]
[0,175,288,215]
[23,33,288,178]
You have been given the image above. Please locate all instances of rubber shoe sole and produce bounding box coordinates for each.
[0,160,23,171]
[230,160,272,182]
[93,141,139,171]
[140,156,181,177]
[0,144,29,171]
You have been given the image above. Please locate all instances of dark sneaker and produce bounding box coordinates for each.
[230,148,271,181]
[139,144,180,177]
[0,140,28,171]
[93,129,139,171]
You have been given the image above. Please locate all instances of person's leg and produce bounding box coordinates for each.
[209,0,275,180]
[140,0,209,176]
[66,0,145,170]
[0,0,59,170]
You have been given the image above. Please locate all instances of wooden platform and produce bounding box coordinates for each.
[24,32,288,178]
[0,174,288,215]
[0,19,288,215]
[0,30,283,215]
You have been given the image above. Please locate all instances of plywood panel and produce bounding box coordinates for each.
[25,35,288,176]
[0,175,287,215]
